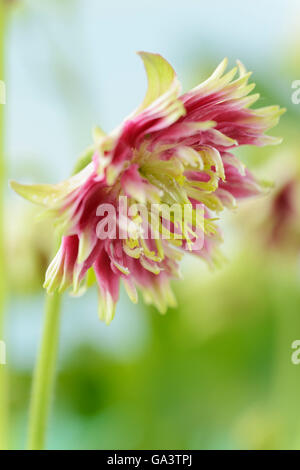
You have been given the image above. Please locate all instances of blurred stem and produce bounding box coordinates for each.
[27,291,62,450]
[0,0,8,451]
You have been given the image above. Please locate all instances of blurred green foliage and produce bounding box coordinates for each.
[8,253,300,449]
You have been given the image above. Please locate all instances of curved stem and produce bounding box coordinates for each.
[0,0,8,451]
[27,291,62,450]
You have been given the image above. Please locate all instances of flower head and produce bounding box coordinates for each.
[11,52,284,323]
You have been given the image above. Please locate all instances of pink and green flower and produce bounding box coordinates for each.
[11,52,285,323]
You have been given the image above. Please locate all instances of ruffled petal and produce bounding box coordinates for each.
[94,249,120,324]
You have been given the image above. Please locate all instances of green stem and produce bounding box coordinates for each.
[0,0,8,451]
[27,291,62,450]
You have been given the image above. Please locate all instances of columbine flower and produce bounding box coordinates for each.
[11,52,284,323]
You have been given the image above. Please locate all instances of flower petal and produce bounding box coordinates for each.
[136,51,179,112]
[10,163,94,209]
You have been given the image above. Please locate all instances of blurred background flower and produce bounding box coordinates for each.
[3,0,300,450]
